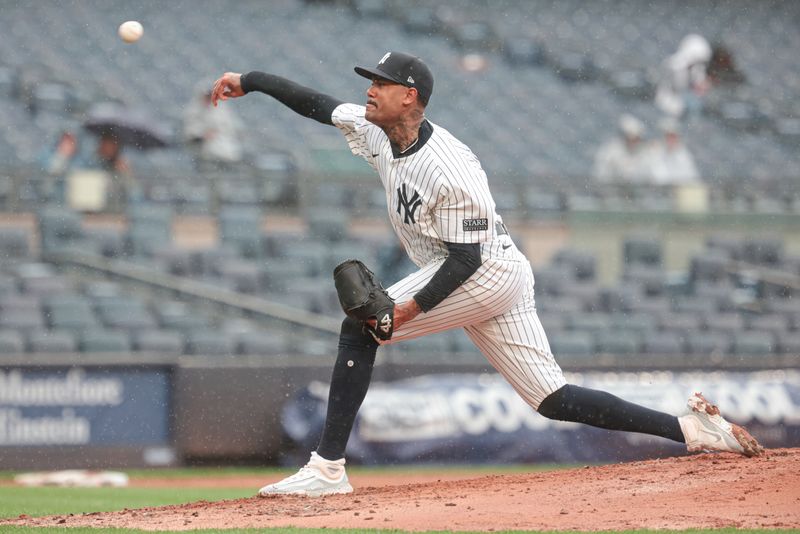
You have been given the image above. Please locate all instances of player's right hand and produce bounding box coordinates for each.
[211,72,244,106]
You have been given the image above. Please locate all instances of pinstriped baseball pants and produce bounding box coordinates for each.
[383,253,567,409]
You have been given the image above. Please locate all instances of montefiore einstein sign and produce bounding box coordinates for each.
[0,368,170,446]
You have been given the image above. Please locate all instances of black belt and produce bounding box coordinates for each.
[496,222,509,236]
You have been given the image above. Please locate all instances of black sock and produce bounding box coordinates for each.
[315,317,379,461]
[537,384,685,443]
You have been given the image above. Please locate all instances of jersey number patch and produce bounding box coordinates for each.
[397,184,423,224]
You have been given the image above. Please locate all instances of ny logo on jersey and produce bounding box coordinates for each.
[396,184,423,224]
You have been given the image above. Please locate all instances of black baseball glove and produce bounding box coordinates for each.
[333,259,395,341]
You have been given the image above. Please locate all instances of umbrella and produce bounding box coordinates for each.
[83,102,172,150]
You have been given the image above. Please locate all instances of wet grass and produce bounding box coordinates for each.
[0,463,574,483]
[0,486,252,519]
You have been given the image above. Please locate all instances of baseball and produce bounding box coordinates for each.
[118,21,143,43]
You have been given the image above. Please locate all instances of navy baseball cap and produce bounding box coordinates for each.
[355,51,434,106]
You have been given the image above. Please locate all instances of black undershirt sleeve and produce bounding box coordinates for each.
[413,242,482,313]
[240,71,343,125]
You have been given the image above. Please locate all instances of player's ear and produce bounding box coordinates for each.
[406,87,419,105]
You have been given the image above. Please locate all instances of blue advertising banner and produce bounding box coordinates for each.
[282,370,800,464]
[0,367,171,447]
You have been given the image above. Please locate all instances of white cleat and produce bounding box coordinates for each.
[678,392,764,457]
[257,452,353,497]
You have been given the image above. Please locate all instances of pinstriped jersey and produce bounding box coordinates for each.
[332,103,503,268]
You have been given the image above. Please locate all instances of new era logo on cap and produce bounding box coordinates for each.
[355,51,434,106]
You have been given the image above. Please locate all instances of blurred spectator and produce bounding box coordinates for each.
[38,129,80,203]
[643,118,700,185]
[92,132,137,208]
[40,130,134,209]
[93,132,131,175]
[655,34,713,118]
[592,114,649,183]
[183,84,244,169]
[707,43,746,86]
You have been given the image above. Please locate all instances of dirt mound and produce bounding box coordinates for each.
[4,449,799,531]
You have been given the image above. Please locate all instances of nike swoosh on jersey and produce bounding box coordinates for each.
[502,244,512,250]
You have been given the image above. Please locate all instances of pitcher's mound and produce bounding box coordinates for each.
[5,449,799,532]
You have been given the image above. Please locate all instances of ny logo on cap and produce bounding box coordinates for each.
[379,52,391,65]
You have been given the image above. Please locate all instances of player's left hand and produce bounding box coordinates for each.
[393,299,422,330]
[367,299,421,334]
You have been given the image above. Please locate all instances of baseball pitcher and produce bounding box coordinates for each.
[211,51,763,497]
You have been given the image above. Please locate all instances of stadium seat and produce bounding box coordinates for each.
[306,211,350,243]
[598,287,638,313]
[657,312,701,332]
[0,227,31,259]
[747,314,791,336]
[218,206,263,259]
[623,234,662,267]
[132,329,184,356]
[503,36,546,66]
[562,283,600,311]
[776,332,800,354]
[689,252,729,285]
[567,313,612,333]
[155,301,212,331]
[26,330,77,353]
[552,249,596,281]
[216,179,264,207]
[609,313,657,336]
[38,206,84,253]
[549,331,595,357]
[595,330,641,355]
[84,228,126,258]
[215,259,264,294]
[184,329,236,356]
[0,308,44,331]
[236,331,290,356]
[79,330,132,353]
[0,275,17,297]
[45,295,100,330]
[628,296,671,314]
[685,332,731,356]
[0,289,41,307]
[742,238,784,266]
[0,329,25,353]
[671,296,718,315]
[153,247,195,277]
[609,69,652,100]
[703,313,746,334]
[126,203,173,257]
[622,266,666,296]
[19,275,74,296]
[202,244,251,277]
[705,235,745,260]
[731,331,775,356]
[642,331,686,355]
[278,242,331,279]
